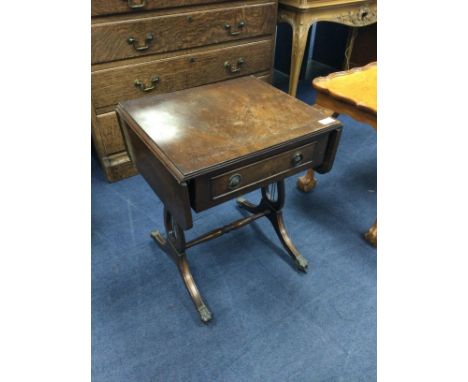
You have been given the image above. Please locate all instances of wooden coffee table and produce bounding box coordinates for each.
[298,62,377,245]
[116,76,342,322]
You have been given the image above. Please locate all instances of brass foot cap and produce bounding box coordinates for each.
[150,230,166,245]
[198,305,213,323]
[295,256,309,272]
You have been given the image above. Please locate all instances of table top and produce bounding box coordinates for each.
[118,76,341,180]
[279,0,373,10]
[313,62,377,114]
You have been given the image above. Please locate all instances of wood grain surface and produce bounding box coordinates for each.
[118,76,341,179]
[92,2,276,64]
[92,0,278,182]
[92,39,273,109]
[92,0,237,17]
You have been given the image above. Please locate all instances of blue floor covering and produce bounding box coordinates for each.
[92,75,377,382]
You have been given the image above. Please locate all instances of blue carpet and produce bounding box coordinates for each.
[92,76,377,382]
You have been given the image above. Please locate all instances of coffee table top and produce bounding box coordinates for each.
[118,76,341,179]
[313,62,377,115]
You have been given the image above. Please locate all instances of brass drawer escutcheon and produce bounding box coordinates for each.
[125,0,146,9]
[224,20,245,36]
[127,32,153,51]
[207,140,320,203]
[228,174,242,190]
[291,152,303,167]
[224,58,245,73]
[134,76,160,92]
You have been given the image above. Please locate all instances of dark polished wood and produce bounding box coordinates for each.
[92,0,278,182]
[117,77,343,321]
[119,76,340,179]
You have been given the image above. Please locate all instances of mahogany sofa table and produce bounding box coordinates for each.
[116,76,342,322]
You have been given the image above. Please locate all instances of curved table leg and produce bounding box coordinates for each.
[177,256,212,322]
[238,181,309,272]
[267,210,308,272]
[151,208,213,323]
[236,197,264,214]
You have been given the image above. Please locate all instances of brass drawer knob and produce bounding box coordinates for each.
[127,32,153,51]
[224,58,245,73]
[224,20,246,36]
[228,174,242,190]
[291,152,303,167]
[134,76,160,92]
[125,0,146,9]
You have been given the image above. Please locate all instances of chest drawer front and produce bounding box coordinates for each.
[91,2,276,64]
[210,142,319,200]
[92,39,272,109]
[92,0,236,17]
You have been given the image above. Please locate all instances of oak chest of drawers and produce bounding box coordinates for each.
[92,0,278,182]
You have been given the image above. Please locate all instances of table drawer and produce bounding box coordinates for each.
[92,0,235,17]
[92,39,272,109]
[91,2,276,64]
[210,142,319,200]
[190,135,330,212]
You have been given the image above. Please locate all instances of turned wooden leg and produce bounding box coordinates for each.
[297,169,317,192]
[151,208,212,323]
[364,220,377,247]
[289,19,311,97]
[238,181,308,272]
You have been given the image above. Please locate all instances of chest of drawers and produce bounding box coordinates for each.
[92,0,278,181]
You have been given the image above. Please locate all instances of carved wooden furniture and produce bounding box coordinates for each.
[116,76,342,322]
[298,62,376,246]
[92,0,278,182]
[277,0,377,96]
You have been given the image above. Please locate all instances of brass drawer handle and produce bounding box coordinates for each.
[224,58,245,73]
[224,20,245,36]
[134,76,160,92]
[228,174,242,190]
[291,152,304,167]
[127,32,153,51]
[125,0,146,9]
